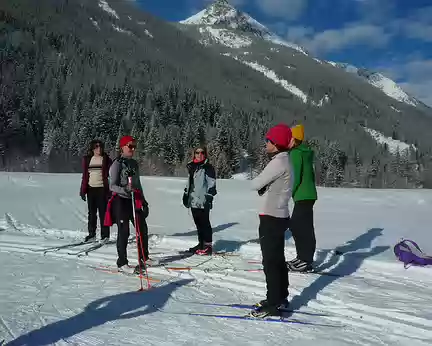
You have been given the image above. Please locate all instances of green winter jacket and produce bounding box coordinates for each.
[290,143,318,202]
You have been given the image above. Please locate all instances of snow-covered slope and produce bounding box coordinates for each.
[1,172,432,345]
[180,0,425,111]
[180,0,308,55]
[363,127,417,155]
[328,62,421,108]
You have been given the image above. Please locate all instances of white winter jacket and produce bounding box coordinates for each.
[251,151,293,218]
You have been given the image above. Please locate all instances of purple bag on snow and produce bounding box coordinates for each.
[394,239,432,268]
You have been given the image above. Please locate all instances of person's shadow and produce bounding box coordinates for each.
[172,222,239,237]
[289,228,389,310]
[7,279,193,346]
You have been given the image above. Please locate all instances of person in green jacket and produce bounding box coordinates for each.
[287,124,318,272]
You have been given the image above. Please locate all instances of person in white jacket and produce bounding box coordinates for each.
[250,123,294,318]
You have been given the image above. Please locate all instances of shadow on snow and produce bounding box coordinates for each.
[289,227,389,310]
[7,279,193,346]
[172,222,239,238]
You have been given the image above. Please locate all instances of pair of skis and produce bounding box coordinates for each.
[247,260,343,277]
[87,264,161,283]
[32,239,113,256]
[31,239,97,255]
[158,301,340,327]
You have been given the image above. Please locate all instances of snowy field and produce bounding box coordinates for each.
[1,172,432,346]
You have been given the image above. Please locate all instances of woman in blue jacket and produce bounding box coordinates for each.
[182,145,217,255]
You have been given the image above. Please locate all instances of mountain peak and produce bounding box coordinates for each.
[328,61,421,107]
[180,0,238,26]
[180,0,308,55]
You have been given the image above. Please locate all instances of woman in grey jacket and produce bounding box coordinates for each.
[106,135,149,275]
[182,145,217,255]
[250,123,294,318]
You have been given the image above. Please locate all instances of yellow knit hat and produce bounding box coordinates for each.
[291,124,305,141]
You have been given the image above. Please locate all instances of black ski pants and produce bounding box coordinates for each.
[191,208,212,247]
[290,200,316,263]
[87,187,110,239]
[114,196,149,267]
[259,214,290,306]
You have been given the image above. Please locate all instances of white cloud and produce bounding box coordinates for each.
[285,23,391,54]
[355,0,396,24]
[286,26,313,42]
[256,0,307,20]
[399,6,432,42]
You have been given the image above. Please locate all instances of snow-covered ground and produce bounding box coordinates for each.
[1,172,432,345]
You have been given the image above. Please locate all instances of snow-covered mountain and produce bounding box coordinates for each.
[180,0,308,55]
[327,62,422,108]
[179,0,425,111]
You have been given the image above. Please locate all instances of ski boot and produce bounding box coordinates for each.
[287,259,313,272]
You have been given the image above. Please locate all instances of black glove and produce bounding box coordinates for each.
[258,185,268,196]
[80,193,86,201]
[141,200,149,219]
[182,193,189,208]
[205,194,214,209]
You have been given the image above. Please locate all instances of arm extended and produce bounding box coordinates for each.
[251,158,285,191]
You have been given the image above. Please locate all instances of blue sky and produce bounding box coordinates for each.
[137,0,432,106]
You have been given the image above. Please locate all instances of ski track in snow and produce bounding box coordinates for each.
[1,172,432,345]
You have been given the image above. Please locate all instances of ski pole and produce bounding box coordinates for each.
[129,177,151,291]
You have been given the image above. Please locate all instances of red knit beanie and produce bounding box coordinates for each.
[119,135,135,148]
[265,123,292,149]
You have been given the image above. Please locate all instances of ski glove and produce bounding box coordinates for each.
[182,193,189,208]
[141,200,149,219]
[258,185,268,196]
[80,194,86,202]
[205,194,214,209]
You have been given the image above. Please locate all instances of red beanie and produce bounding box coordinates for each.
[265,123,292,149]
[119,135,135,148]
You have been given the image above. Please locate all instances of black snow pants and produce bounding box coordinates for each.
[114,196,149,267]
[290,200,316,263]
[87,187,110,239]
[191,208,212,247]
[259,214,290,306]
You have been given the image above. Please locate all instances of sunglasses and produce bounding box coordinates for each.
[265,138,274,144]
[195,150,204,155]
[127,144,136,150]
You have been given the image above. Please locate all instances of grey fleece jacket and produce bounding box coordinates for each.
[251,151,293,218]
[109,156,144,199]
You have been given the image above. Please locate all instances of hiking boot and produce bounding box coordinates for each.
[187,243,201,253]
[85,234,96,242]
[287,257,301,266]
[249,304,281,318]
[253,299,269,310]
[287,259,313,272]
[118,264,135,274]
[196,245,212,256]
[277,299,290,311]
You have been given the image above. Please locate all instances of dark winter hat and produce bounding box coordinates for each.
[265,123,293,149]
[119,135,135,148]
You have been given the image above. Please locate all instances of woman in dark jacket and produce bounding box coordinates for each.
[182,145,217,255]
[80,139,112,242]
[105,135,150,274]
